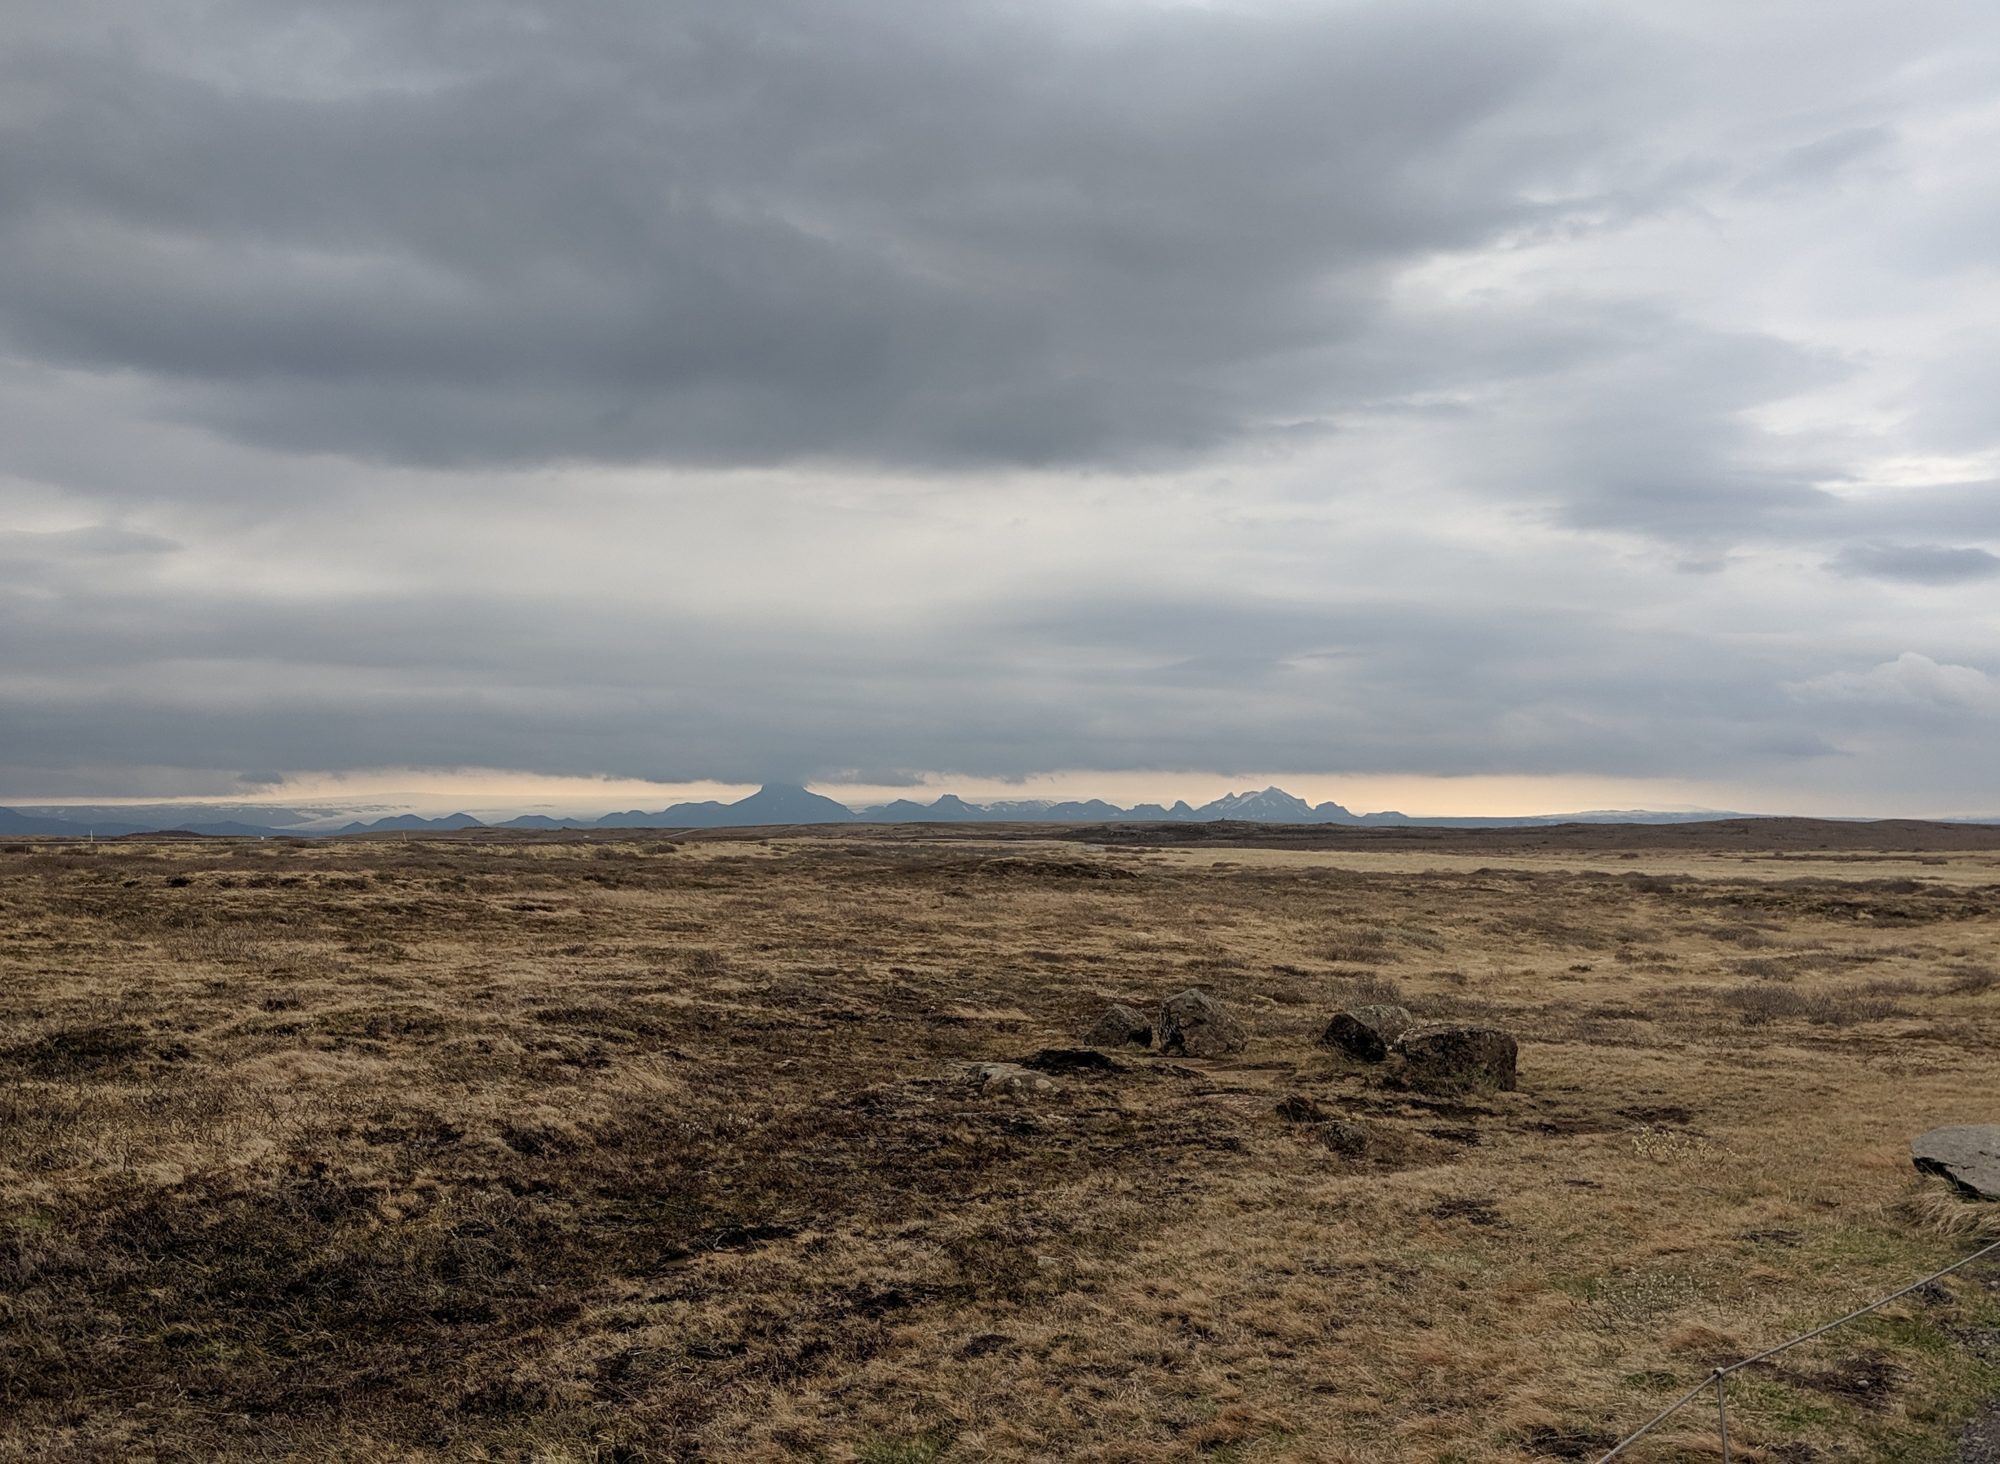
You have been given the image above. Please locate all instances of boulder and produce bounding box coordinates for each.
[1320,1003,1414,1062]
[1912,1125,2000,1200]
[1396,1024,1518,1094]
[1157,989,1247,1057]
[958,1062,1052,1096]
[1084,1003,1153,1049]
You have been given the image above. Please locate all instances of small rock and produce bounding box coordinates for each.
[1320,1003,1413,1062]
[1156,989,1247,1057]
[958,1062,1053,1096]
[1314,1118,1454,1171]
[1396,1024,1518,1094]
[1320,1119,1373,1157]
[1083,1003,1153,1049]
[1912,1124,2000,1200]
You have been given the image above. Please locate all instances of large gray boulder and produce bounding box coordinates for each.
[1320,1004,1413,1062]
[1084,1003,1153,1049]
[1396,1024,1518,1094]
[1912,1125,2000,1200]
[1157,989,1247,1057]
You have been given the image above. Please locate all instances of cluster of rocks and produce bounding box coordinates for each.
[957,988,1520,1110]
[1075,988,1519,1095]
[1319,1003,1518,1094]
[1083,989,1250,1058]
[969,998,1998,1215]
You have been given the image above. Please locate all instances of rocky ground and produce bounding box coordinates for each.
[1964,1404,2000,1464]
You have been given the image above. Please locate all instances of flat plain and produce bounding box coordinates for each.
[4,820,2000,1462]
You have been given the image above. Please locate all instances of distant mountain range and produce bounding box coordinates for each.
[8,783,1997,839]
[0,782,1815,837]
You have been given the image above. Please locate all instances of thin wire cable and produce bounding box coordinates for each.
[1594,1234,2000,1462]
[1719,1235,2000,1375]
[1595,1376,1719,1462]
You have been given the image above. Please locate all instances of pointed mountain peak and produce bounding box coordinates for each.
[1196,786,1317,820]
[728,783,856,824]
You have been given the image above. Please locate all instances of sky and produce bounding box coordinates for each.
[2,0,1997,819]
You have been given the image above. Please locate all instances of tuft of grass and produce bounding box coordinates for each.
[1330,970,1406,1008]
[1945,963,1999,996]
[1718,981,1913,1027]
[856,1433,954,1464]
[1896,1181,2000,1242]
[2,1022,158,1076]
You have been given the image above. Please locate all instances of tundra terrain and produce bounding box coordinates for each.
[3,822,1999,1461]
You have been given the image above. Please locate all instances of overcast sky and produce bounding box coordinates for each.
[3,0,1997,816]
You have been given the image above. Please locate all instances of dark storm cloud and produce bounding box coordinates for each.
[1830,542,2000,585]
[5,1,1987,518]
[1,0,1602,470]
[0,577,1844,787]
[1831,482,2000,544]
[1495,315,1847,544]
[0,524,179,560]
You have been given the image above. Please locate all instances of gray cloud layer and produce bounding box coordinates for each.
[2,0,1997,809]
[2,2,1572,468]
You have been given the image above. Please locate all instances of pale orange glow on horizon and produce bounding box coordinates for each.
[15,766,1960,821]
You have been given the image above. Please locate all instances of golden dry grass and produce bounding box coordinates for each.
[2,825,1998,1461]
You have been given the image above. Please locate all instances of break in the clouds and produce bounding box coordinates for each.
[1,0,1997,813]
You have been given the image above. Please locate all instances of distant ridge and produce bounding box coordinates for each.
[5,784,1996,838]
[587,783,856,829]
[328,812,486,835]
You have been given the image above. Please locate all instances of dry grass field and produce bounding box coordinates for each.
[4,822,2000,1462]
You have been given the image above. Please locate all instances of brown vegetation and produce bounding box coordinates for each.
[2,826,1999,1460]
